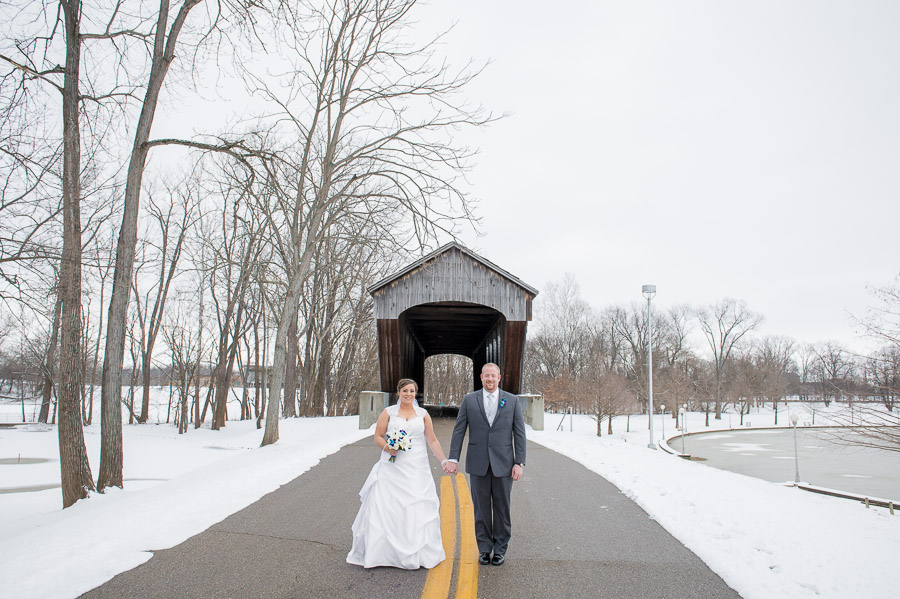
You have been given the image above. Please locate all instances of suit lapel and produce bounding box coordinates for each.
[474,390,490,427]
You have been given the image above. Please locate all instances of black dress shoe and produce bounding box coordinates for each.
[491,553,505,566]
[479,552,491,565]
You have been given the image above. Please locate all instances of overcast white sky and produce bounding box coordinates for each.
[152,0,900,355]
[408,1,900,353]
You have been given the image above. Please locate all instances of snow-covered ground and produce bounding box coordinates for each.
[0,410,371,599]
[531,408,900,599]
[1,396,899,599]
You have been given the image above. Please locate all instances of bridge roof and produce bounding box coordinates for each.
[368,242,539,297]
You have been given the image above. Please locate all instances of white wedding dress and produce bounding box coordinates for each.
[346,404,445,569]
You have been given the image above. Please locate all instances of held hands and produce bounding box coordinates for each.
[442,460,458,475]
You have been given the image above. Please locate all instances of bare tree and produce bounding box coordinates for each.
[753,336,795,425]
[253,0,487,446]
[590,368,631,436]
[854,275,900,410]
[297,234,388,417]
[57,0,96,507]
[727,351,757,426]
[864,347,900,411]
[795,344,818,401]
[425,354,473,407]
[811,341,854,406]
[527,274,597,390]
[855,276,900,349]
[161,293,201,433]
[819,276,900,451]
[132,183,197,423]
[39,290,62,423]
[98,0,218,492]
[822,402,900,453]
[201,176,262,429]
[697,298,763,420]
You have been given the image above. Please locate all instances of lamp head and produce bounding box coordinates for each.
[790,413,799,425]
[642,284,657,300]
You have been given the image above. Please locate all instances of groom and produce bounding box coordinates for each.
[444,363,526,566]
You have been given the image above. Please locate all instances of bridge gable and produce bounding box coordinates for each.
[370,243,536,322]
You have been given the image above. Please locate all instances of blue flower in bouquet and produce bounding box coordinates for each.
[385,429,411,463]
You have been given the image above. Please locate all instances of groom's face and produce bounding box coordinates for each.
[480,366,501,393]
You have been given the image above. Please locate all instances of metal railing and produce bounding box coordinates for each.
[556,406,574,432]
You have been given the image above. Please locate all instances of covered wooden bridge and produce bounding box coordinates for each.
[368,242,538,401]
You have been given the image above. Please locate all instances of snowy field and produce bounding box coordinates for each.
[1,394,899,599]
[531,408,900,599]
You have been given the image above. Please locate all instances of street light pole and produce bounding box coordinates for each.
[642,284,656,449]
[791,413,801,485]
[679,406,686,455]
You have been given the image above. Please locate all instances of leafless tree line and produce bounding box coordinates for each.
[0,0,485,507]
[524,273,900,451]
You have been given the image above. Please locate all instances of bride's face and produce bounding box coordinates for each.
[398,384,417,404]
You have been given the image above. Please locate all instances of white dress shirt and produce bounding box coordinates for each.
[484,389,498,425]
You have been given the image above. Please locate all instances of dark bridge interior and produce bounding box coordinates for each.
[402,303,502,356]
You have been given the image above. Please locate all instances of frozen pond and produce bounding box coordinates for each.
[670,428,900,501]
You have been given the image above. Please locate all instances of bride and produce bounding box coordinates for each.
[347,378,449,569]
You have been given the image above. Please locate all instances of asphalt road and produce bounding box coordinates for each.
[81,418,740,599]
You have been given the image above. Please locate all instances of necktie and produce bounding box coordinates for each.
[486,393,497,425]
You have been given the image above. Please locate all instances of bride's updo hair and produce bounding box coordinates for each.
[397,378,418,392]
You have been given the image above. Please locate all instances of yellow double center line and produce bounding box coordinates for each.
[421,473,478,599]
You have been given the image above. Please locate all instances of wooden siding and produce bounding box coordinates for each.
[373,246,534,322]
[376,319,401,395]
[502,321,528,395]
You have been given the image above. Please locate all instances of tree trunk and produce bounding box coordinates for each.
[714,372,723,420]
[140,350,153,423]
[86,285,105,425]
[139,216,186,423]
[213,298,246,429]
[58,0,95,508]
[254,316,264,428]
[40,294,62,423]
[262,273,308,445]
[283,315,298,418]
[98,0,203,492]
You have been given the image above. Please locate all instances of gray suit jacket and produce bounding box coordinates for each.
[449,389,526,477]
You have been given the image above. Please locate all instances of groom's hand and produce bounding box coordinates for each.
[511,464,523,481]
[444,461,458,474]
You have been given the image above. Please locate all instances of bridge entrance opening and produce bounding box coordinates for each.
[423,354,473,416]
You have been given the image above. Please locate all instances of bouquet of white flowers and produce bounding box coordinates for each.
[385,429,411,463]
